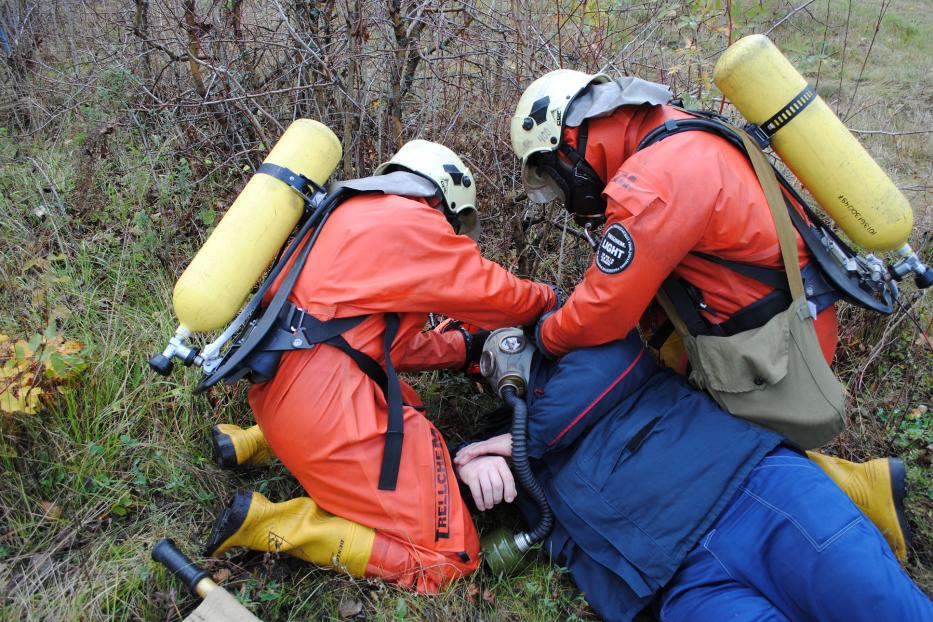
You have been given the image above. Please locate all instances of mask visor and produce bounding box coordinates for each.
[457,208,482,241]
[522,158,566,204]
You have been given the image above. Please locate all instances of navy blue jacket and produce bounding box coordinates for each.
[524,333,782,621]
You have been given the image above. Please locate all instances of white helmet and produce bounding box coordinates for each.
[510,69,610,203]
[376,140,480,239]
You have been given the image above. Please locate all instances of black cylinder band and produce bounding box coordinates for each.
[760,84,817,137]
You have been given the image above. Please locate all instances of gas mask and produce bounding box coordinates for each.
[477,327,554,575]
[528,147,607,227]
[479,328,536,397]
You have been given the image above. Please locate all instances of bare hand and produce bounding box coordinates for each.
[454,433,512,467]
[455,455,517,511]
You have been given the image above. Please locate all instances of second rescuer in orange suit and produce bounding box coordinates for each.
[531,100,837,360]
[508,70,910,561]
[211,141,556,591]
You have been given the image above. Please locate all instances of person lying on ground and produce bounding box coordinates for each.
[455,332,933,622]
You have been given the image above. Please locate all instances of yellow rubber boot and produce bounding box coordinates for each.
[807,451,911,562]
[203,490,375,577]
[211,424,274,468]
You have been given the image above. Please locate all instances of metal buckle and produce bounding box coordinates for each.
[290,307,307,333]
[743,124,771,149]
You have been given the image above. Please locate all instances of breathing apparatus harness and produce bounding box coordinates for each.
[633,111,926,338]
[542,102,930,338]
[526,66,932,332]
[157,170,443,492]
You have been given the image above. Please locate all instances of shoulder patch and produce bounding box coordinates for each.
[595,223,635,275]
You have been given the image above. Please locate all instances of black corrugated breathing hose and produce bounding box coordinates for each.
[501,385,553,544]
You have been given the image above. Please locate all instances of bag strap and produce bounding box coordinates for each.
[655,289,691,337]
[736,130,805,301]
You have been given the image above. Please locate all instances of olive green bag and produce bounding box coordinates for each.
[657,131,846,449]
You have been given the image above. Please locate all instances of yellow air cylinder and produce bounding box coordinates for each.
[172,119,341,332]
[713,34,913,251]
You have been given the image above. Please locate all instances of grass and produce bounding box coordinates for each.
[0,0,931,619]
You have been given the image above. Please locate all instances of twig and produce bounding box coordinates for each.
[836,0,853,110]
[843,0,892,121]
[849,128,933,136]
[764,0,819,36]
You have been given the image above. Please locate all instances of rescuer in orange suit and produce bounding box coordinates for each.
[508,70,911,561]
[203,140,557,591]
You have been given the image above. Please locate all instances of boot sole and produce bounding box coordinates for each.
[888,457,913,557]
[211,425,241,469]
[203,490,252,557]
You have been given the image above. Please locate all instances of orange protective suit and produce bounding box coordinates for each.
[249,192,556,591]
[538,104,838,365]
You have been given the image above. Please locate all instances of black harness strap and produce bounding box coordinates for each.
[378,313,404,491]
[257,162,323,197]
[268,305,404,491]
[646,318,675,352]
[280,304,405,490]
[660,275,714,336]
[690,251,789,291]
[718,288,791,335]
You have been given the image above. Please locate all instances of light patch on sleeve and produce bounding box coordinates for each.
[595,223,636,274]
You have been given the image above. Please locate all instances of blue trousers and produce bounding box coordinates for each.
[655,447,933,622]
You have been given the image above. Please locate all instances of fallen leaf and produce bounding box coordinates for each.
[51,305,72,321]
[467,582,480,603]
[482,588,496,605]
[39,501,62,520]
[338,598,363,618]
[907,405,928,419]
[212,568,231,584]
[58,340,83,356]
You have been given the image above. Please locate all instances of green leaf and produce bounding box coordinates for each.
[27,334,42,352]
[47,352,68,377]
[198,208,216,226]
